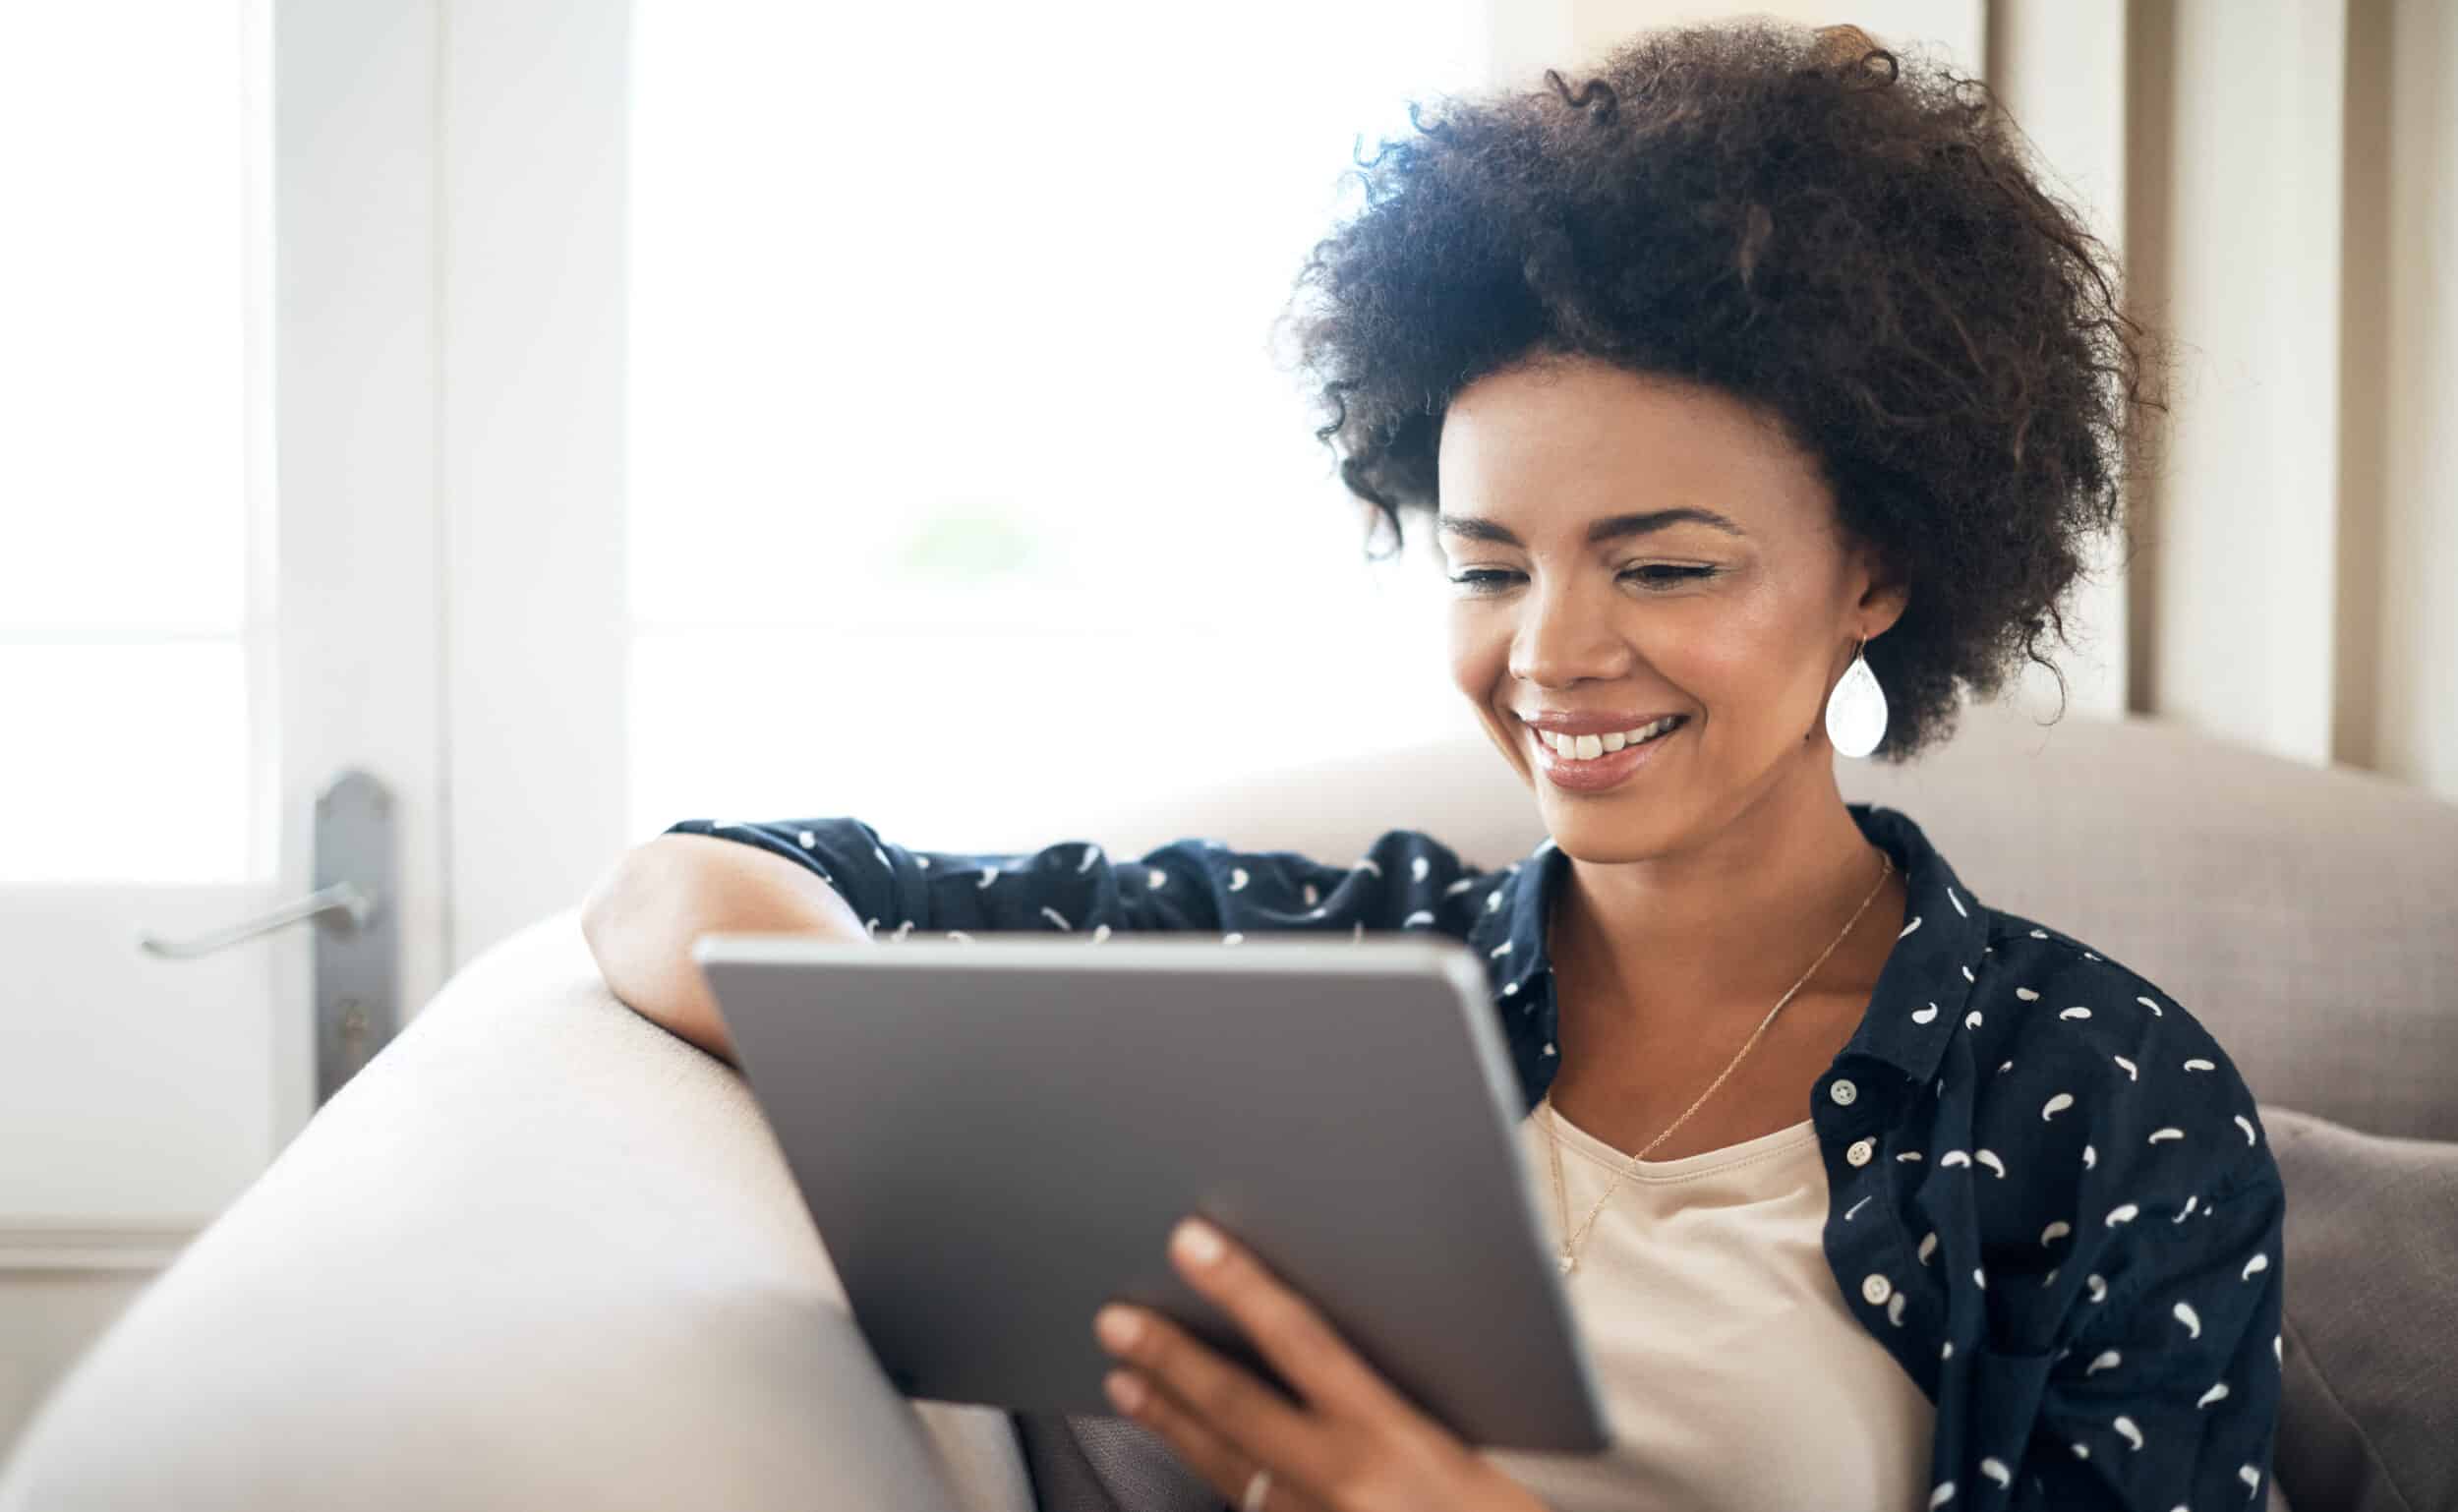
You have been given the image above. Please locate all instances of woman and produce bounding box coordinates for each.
[609,19,2284,1512]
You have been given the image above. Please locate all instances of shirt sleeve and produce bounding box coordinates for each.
[2009,1154,2285,1510]
[658,816,1492,943]
[1958,948,2288,1510]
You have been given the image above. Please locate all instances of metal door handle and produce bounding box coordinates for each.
[138,882,376,960]
[134,767,399,1107]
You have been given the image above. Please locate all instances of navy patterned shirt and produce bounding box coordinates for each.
[665,803,2286,1512]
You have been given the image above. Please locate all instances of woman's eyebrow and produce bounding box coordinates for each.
[1434,507,1747,547]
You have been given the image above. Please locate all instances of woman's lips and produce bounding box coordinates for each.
[1527,719,1684,793]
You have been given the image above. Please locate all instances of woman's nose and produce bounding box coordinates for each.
[1509,578,1632,686]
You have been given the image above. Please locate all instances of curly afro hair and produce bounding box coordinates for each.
[1279,20,2167,761]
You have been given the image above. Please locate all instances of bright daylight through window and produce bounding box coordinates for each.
[627,0,1485,850]
[0,4,257,884]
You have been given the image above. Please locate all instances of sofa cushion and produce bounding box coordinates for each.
[2269,1105,2458,1512]
[1013,1412,1219,1512]
[1081,707,2458,1145]
[0,911,1031,1512]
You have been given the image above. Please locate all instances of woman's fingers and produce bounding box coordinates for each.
[1094,1290,1349,1496]
[1098,1216,1545,1512]
[1163,1216,1423,1428]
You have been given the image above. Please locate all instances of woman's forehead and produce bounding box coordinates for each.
[1435,360,1832,537]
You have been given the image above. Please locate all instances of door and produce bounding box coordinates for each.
[0,0,456,1449]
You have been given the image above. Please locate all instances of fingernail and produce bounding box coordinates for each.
[1104,1369,1146,1412]
[1172,1217,1225,1266]
[1095,1306,1142,1350]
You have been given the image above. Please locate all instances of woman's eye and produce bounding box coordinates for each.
[1626,564,1718,586]
[1445,565,1719,592]
[1446,569,1517,590]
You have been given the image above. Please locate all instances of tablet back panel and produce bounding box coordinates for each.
[694,934,1609,1453]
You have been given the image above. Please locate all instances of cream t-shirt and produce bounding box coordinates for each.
[1479,1103,1937,1512]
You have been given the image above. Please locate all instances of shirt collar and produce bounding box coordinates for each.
[1469,803,1990,1115]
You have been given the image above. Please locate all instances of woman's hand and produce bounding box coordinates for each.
[1091,1216,1553,1512]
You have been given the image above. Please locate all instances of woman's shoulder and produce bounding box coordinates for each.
[1947,903,2288,1449]
[1963,902,2277,1194]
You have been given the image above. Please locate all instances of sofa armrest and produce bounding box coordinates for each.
[0,908,1035,1512]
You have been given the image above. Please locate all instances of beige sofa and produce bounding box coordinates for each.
[4,703,2452,1512]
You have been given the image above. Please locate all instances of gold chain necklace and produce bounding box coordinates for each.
[1541,850,1894,1276]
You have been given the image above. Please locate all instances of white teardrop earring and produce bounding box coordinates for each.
[1825,637,1889,759]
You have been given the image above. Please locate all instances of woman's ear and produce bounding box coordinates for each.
[1851,545,1911,642]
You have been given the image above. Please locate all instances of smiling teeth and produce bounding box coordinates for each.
[1536,717,1683,760]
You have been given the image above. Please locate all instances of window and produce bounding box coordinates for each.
[627,0,1483,849]
[0,3,260,884]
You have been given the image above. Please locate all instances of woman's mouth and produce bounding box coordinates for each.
[1525,715,1688,793]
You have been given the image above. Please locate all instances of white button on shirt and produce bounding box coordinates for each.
[1829,1077,1858,1106]
[1862,1273,1895,1306]
[1846,1136,1876,1167]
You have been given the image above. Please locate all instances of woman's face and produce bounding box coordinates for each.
[1436,354,1905,860]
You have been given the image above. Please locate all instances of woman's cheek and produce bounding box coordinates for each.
[1664,589,1819,733]
[1649,597,1765,701]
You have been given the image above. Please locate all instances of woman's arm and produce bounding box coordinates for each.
[579,834,869,1066]
[2013,1156,2287,1509]
[1950,941,2288,1510]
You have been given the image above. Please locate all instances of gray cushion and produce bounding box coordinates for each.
[1075,705,2458,1145]
[2269,1106,2458,1512]
[1834,711,2458,1147]
[1013,1413,1220,1512]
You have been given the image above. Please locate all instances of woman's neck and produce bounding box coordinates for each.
[1549,755,1902,1037]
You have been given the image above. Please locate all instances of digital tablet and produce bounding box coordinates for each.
[691,931,1610,1454]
